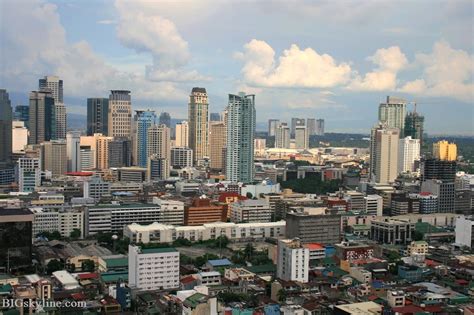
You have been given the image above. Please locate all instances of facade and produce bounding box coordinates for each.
[96,135,114,170]
[15,105,30,127]
[275,123,290,149]
[455,216,473,248]
[290,118,305,137]
[152,198,185,226]
[184,197,226,226]
[421,179,455,213]
[18,158,41,192]
[108,90,132,138]
[404,111,424,144]
[66,131,81,172]
[285,213,341,244]
[133,110,157,167]
[316,119,325,136]
[39,75,63,103]
[209,121,227,171]
[158,112,171,128]
[378,96,406,134]
[147,124,170,167]
[268,119,279,137]
[415,192,438,214]
[171,147,193,168]
[229,200,271,223]
[210,112,221,122]
[175,121,189,148]
[147,155,169,181]
[87,98,109,136]
[277,239,309,283]
[83,175,111,201]
[398,136,420,173]
[226,93,256,183]
[54,102,67,139]
[364,194,383,216]
[40,140,67,177]
[31,207,84,238]
[188,87,209,162]
[128,245,179,291]
[295,126,309,150]
[370,123,400,184]
[28,90,56,144]
[433,140,457,161]
[455,189,472,215]
[421,158,456,182]
[0,89,12,166]
[390,194,420,216]
[306,118,316,136]
[370,218,415,245]
[12,121,28,153]
[108,137,132,168]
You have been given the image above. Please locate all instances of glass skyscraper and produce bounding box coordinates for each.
[134,110,157,167]
[87,98,109,136]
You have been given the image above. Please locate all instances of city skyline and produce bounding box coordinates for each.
[0,0,472,135]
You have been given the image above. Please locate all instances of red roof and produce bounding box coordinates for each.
[304,243,324,250]
[392,305,423,314]
[180,275,196,284]
[78,273,99,280]
[71,292,86,301]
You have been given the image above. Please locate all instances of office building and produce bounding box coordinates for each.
[31,208,84,238]
[87,98,109,136]
[285,213,341,244]
[275,123,290,149]
[171,147,193,168]
[210,112,221,122]
[290,118,305,138]
[28,90,56,144]
[12,121,28,153]
[184,197,226,226]
[415,192,438,214]
[175,121,189,147]
[152,198,185,226]
[83,175,111,201]
[108,137,132,168]
[226,92,256,183]
[116,167,146,182]
[209,121,227,171]
[295,126,309,149]
[268,119,280,137]
[316,119,325,136]
[455,216,473,248]
[455,189,472,215]
[433,140,457,161]
[147,124,170,168]
[55,102,67,139]
[66,131,81,172]
[15,105,29,127]
[421,179,455,213]
[0,208,34,269]
[306,118,316,136]
[420,158,456,182]
[0,89,12,166]
[378,96,406,134]
[96,135,114,170]
[108,90,132,138]
[188,87,209,162]
[390,194,420,216]
[398,136,420,173]
[404,110,424,144]
[370,218,415,245]
[277,238,309,283]
[364,194,383,216]
[369,123,400,183]
[79,146,94,171]
[344,191,365,212]
[229,200,272,223]
[147,155,169,181]
[128,245,179,291]
[18,157,41,192]
[40,140,67,177]
[39,75,63,103]
[133,110,157,167]
[158,112,171,128]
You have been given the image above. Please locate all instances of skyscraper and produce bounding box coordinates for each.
[404,110,424,144]
[66,131,81,172]
[108,137,132,168]
[398,136,420,174]
[134,110,157,168]
[108,90,132,138]
[291,118,305,137]
[295,126,309,150]
[275,123,290,148]
[55,102,67,139]
[188,87,209,162]
[378,96,406,134]
[268,119,280,137]
[210,112,221,122]
[226,92,255,183]
[96,135,114,170]
[159,112,171,128]
[40,140,67,177]
[175,121,189,147]
[18,157,41,192]
[87,98,109,136]
[370,123,400,184]
[28,90,56,144]
[147,124,171,177]
[306,118,316,136]
[316,119,325,136]
[14,105,29,128]
[209,121,226,171]
[0,89,12,166]
[433,140,457,161]
[39,75,63,103]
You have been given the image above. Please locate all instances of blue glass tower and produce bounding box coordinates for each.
[135,110,157,167]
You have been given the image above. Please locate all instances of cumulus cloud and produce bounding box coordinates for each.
[237,39,351,88]
[348,46,408,91]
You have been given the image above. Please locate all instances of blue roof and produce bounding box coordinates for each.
[207,258,232,267]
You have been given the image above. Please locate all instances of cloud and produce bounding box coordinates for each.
[237,39,351,88]
[114,0,208,82]
[97,19,116,25]
[348,46,408,91]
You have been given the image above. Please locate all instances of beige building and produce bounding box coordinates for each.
[147,124,171,162]
[433,140,457,161]
[108,90,132,138]
[175,120,189,147]
[295,125,309,149]
[370,124,400,184]
[40,140,67,177]
[209,121,226,171]
[12,121,28,153]
[96,135,114,170]
[80,133,103,169]
[188,87,209,162]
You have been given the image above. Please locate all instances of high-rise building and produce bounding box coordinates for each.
[404,110,424,144]
[159,112,171,128]
[226,93,255,183]
[378,96,407,134]
[55,102,67,139]
[28,90,56,144]
[188,87,209,162]
[14,105,29,128]
[277,238,309,283]
[420,158,456,183]
[108,137,132,168]
[209,121,227,171]
[370,123,400,184]
[147,155,169,180]
[295,126,309,149]
[455,216,474,248]
[285,212,341,244]
[268,119,280,137]
[171,147,193,168]
[134,110,157,168]
[96,135,114,170]
[421,179,455,213]
[39,75,63,103]
[12,121,28,153]
[108,90,132,138]
[210,112,221,122]
[147,125,171,171]
[291,118,305,137]
[66,131,81,172]
[398,136,420,174]
[18,157,41,192]
[0,89,12,166]
[316,119,325,136]
[87,98,109,136]
[79,146,94,171]
[80,133,103,169]
[306,118,316,136]
[275,123,290,148]
[433,140,457,161]
[175,121,189,147]
[40,140,67,177]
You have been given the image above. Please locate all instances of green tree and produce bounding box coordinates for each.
[244,243,255,260]
[81,259,95,272]
[70,228,81,239]
[412,230,424,241]
[386,251,401,263]
[277,289,287,303]
[47,259,63,274]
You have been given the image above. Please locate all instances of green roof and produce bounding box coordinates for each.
[104,257,128,268]
[415,222,444,234]
[0,284,12,294]
[184,293,207,308]
[100,271,128,283]
[245,264,276,274]
[141,247,177,254]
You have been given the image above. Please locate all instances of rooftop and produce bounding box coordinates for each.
[140,247,177,254]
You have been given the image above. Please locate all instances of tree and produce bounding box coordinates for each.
[244,243,255,260]
[412,230,424,241]
[246,192,253,199]
[277,289,287,303]
[386,251,401,263]
[81,259,95,272]
[47,259,63,274]
[70,229,81,240]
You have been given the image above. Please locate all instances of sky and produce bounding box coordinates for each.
[0,0,473,135]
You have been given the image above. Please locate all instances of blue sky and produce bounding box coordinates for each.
[0,0,473,134]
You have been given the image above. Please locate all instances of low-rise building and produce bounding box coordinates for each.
[277,238,309,283]
[229,199,271,223]
[370,218,415,245]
